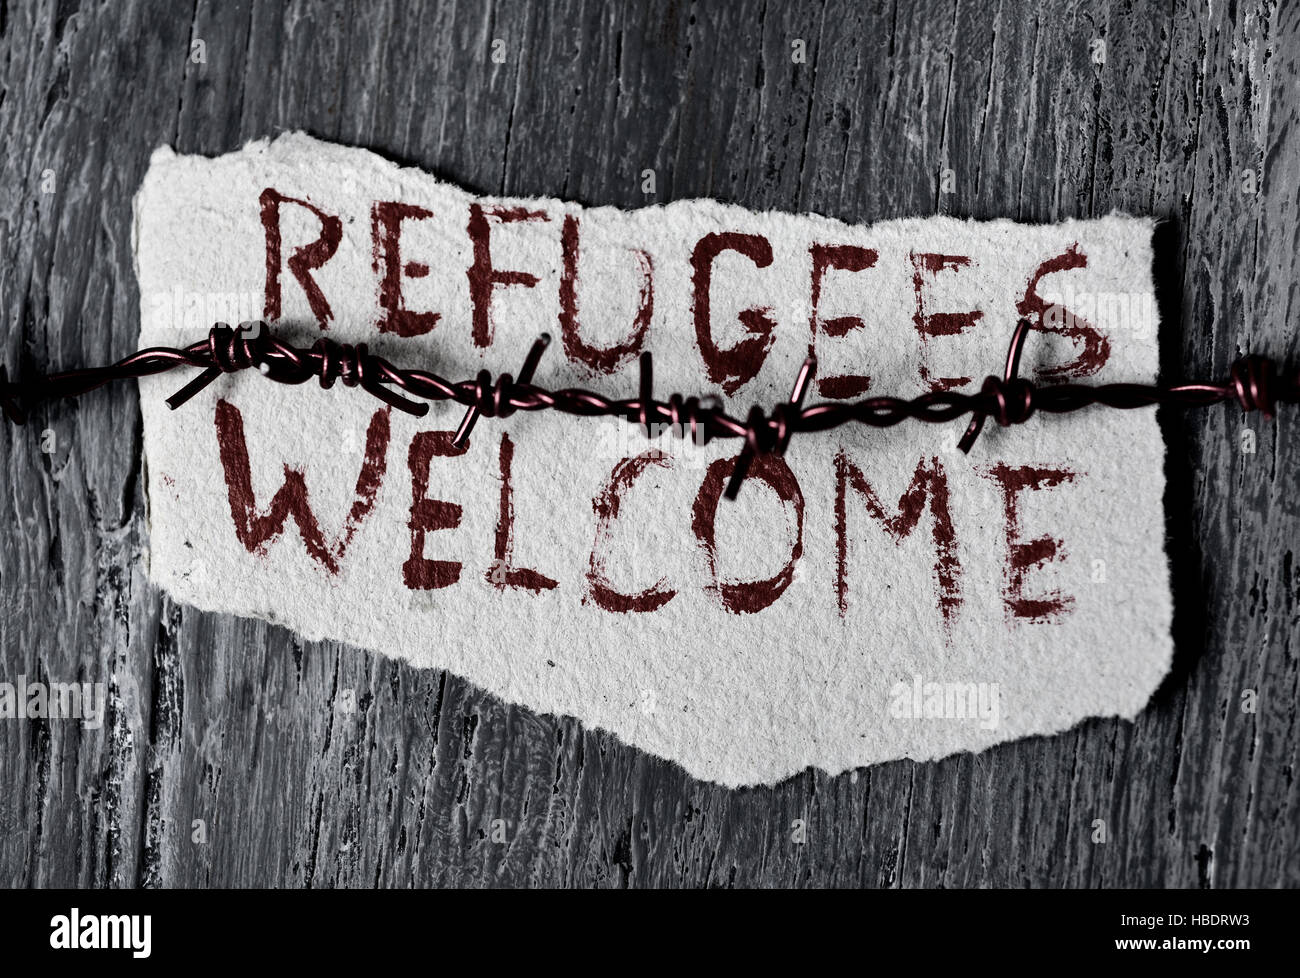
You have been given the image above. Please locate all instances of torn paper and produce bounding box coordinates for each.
[133,133,1172,786]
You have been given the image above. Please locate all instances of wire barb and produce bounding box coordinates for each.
[452,332,551,448]
[958,317,1036,453]
[724,354,817,500]
[2,321,1295,502]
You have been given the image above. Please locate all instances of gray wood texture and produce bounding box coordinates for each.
[1,0,1297,888]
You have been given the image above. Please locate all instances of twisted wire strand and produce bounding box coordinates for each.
[1,319,1294,499]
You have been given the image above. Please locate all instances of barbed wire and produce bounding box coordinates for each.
[1,317,1293,499]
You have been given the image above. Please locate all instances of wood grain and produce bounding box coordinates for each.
[0,0,1296,888]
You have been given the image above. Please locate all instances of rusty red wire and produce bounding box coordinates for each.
[1,318,1294,499]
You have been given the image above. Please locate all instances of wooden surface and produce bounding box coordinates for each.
[1,0,1297,888]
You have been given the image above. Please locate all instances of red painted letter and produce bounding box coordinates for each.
[977,462,1081,623]
[371,201,441,337]
[691,232,777,396]
[1017,244,1109,380]
[810,244,877,399]
[835,453,962,631]
[487,433,558,594]
[215,399,390,575]
[692,454,803,614]
[260,188,343,329]
[587,451,676,613]
[467,204,550,348]
[404,430,470,591]
[558,214,654,373]
[911,252,983,392]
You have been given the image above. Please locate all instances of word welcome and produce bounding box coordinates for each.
[214,400,1082,628]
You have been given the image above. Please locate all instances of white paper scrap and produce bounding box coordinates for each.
[133,133,1172,786]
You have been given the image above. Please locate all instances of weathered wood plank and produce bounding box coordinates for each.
[0,0,1296,888]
